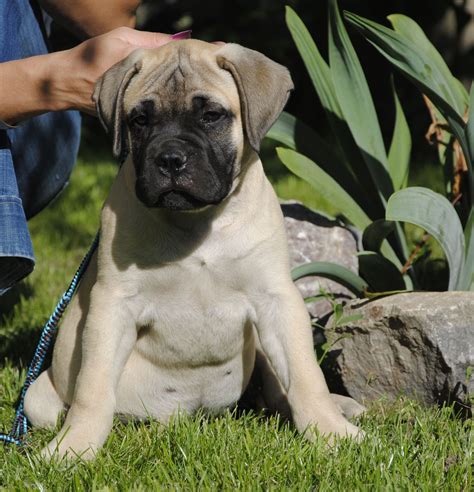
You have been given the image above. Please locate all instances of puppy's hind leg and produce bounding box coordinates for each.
[24,368,65,429]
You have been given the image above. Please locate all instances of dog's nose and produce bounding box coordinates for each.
[158,150,188,177]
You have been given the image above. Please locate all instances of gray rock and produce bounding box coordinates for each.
[324,292,474,407]
[281,202,358,319]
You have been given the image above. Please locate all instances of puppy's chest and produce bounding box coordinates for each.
[134,257,254,367]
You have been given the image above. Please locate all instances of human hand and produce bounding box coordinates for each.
[0,28,190,124]
[58,27,191,115]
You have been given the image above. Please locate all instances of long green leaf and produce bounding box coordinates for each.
[386,187,465,290]
[466,84,474,205]
[388,80,411,191]
[266,112,347,183]
[437,112,455,169]
[345,10,473,205]
[461,208,474,291]
[391,23,472,199]
[447,115,473,200]
[276,148,403,269]
[266,112,325,154]
[358,251,406,292]
[276,148,371,230]
[344,11,466,127]
[388,14,468,112]
[285,5,385,219]
[387,80,412,260]
[361,219,412,289]
[467,84,474,161]
[362,220,396,252]
[291,261,367,296]
[328,0,393,202]
[285,6,341,120]
[267,112,369,209]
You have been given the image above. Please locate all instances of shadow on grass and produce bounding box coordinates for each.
[0,283,42,367]
[0,322,47,367]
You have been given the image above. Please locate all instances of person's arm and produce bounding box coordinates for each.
[38,0,142,38]
[0,28,175,125]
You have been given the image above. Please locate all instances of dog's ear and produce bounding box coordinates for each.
[92,50,144,159]
[216,44,294,152]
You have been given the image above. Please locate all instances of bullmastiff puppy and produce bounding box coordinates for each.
[24,40,363,460]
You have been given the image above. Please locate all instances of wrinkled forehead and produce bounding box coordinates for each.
[123,41,240,114]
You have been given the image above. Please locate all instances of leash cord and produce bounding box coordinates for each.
[0,232,99,446]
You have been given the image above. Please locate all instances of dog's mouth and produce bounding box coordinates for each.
[135,179,208,211]
[134,164,232,211]
[156,190,207,211]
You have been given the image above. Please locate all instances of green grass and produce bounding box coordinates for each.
[0,150,471,489]
[0,378,471,490]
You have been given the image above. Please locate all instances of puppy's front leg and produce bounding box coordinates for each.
[43,287,136,460]
[254,284,361,441]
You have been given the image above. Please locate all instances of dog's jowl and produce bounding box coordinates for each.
[24,40,364,460]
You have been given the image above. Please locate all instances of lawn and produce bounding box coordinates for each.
[0,146,471,490]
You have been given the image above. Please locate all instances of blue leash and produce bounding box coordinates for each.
[0,232,99,446]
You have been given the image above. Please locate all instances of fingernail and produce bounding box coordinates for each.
[171,30,192,40]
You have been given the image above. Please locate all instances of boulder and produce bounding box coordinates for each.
[281,202,358,319]
[323,292,474,407]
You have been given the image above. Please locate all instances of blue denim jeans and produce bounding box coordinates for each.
[0,0,81,295]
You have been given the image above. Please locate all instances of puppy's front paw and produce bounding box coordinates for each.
[40,433,98,462]
[302,417,365,444]
[340,421,365,442]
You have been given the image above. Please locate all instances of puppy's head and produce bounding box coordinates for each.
[93,40,293,211]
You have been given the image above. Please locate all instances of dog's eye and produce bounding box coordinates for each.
[201,111,224,124]
[131,114,148,127]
